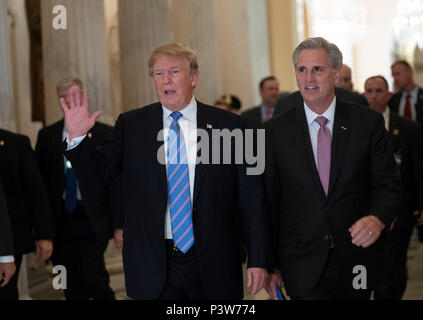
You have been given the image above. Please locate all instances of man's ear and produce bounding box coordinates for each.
[191,71,199,88]
[333,68,341,85]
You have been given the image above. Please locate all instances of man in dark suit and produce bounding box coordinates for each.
[0,179,16,288]
[364,75,423,299]
[389,60,423,125]
[35,78,124,300]
[274,86,369,117]
[61,43,272,300]
[241,76,280,129]
[389,60,423,243]
[0,129,53,300]
[264,37,400,300]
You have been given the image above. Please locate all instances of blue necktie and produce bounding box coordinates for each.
[167,112,194,253]
[65,160,77,213]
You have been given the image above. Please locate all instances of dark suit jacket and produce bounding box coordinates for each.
[275,87,369,117]
[35,120,124,249]
[264,98,400,297]
[0,129,53,255]
[388,113,423,241]
[0,179,14,256]
[388,88,423,129]
[241,106,262,129]
[65,101,273,300]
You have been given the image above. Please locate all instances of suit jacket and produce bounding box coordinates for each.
[388,88,423,129]
[35,120,124,249]
[275,87,369,117]
[0,129,53,255]
[389,112,423,209]
[65,101,273,300]
[0,178,14,256]
[241,106,262,129]
[264,97,400,297]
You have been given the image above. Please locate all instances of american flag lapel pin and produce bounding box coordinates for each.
[207,123,212,129]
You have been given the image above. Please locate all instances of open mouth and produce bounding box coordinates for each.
[165,90,176,95]
[305,86,318,90]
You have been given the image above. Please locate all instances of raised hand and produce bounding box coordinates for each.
[59,86,102,140]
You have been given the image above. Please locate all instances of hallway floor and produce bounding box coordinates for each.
[26,229,423,300]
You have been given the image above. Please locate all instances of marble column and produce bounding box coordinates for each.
[118,0,170,111]
[168,0,222,106]
[267,0,298,92]
[0,0,16,131]
[41,0,114,125]
[213,0,271,110]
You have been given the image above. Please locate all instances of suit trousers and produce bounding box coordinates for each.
[158,240,207,300]
[0,254,22,300]
[54,205,115,300]
[291,249,371,300]
[374,212,415,300]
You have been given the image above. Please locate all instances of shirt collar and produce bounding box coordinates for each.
[303,96,336,126]
[403,86,419,100]
[162,95,197,123]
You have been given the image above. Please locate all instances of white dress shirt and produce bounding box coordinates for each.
[66,96,198,240]
[62,126,82,201]
[398,86,420,120]
[0,256,14,263]
[303,97,336,166]
[382,107,390,131]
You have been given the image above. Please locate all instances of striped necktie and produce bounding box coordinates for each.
[167,112,194,253]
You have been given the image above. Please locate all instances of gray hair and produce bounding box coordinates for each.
[292,37,343,69]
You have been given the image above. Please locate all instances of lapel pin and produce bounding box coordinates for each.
[341,126,347,131]
[0,140,4,146]
[393,129,399,135]
[207,124,212,129]
[88,132,92,138]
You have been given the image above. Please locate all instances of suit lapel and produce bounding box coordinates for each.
[193,102,212,206]
[294,106,327,197]
[150,105,168,197]
[328,100,351,196]
[55,120,66,187]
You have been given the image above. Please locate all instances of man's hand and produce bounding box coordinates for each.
[59,87,101,140]
[0,262,16,287]
[349,215,385,248]
[247,267,268,296]
[113,229,123,249]
[265,269,282,300]
[414,210,423,226]
[35,240,53,262]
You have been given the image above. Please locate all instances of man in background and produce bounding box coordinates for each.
[242,76,280,129]
[0,179,16,289]
[0,128,53,300]
[364,75,423,299]
[35,78,124,300]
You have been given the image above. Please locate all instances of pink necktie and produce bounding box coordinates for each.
[315,116,331,195]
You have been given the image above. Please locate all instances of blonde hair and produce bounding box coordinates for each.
[56,77,83,95]
[148,43,199,76]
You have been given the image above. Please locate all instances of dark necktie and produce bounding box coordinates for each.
[167,112,194,253]
[65,160,77,213]
[404,94,412,120]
